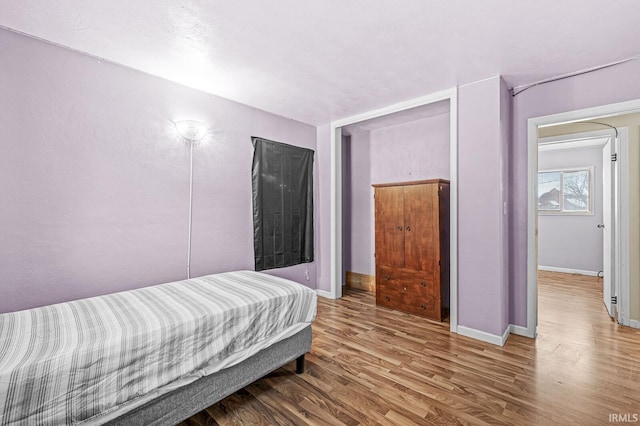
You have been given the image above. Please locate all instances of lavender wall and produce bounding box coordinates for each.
[458,76,508,336]
[370,114,450,184]
[343,131,373,277]
[0,29,317,313]
[341,135,353,278]
[537,147,603,273]
[315,124,332,293]
[511,59,640,326]
[499,78,512,334]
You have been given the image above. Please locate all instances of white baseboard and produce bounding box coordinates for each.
[315,289,335,299]
[510,324,534,338]
[501,326,510,345]
[457,325,509,346]
[630,319,640,329]
[538,266,599,276]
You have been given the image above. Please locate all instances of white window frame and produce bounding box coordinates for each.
[537,166,594,215]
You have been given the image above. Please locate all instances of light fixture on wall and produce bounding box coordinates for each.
[176,120,208,142]
[175,120,208,279]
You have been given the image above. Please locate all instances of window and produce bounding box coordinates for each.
[538,167,593,214]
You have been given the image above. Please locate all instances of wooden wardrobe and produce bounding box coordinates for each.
[372,179,450,321]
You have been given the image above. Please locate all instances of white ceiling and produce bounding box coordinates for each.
[2,0,639,126]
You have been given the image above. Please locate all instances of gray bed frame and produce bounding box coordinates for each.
[107,325,312,425]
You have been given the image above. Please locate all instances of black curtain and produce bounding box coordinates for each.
[251,137,314,271]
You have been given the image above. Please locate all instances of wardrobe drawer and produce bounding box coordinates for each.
[376,279,435,298]
[376,266,435,294]
[376,288,438,318]
[375,266,441,320]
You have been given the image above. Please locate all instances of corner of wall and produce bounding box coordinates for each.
[457,75,511,338]
[457,324,510,346]
[315,124,332,293]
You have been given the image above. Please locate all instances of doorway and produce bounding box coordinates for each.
[536,130,615,319]
[526,102,637,337]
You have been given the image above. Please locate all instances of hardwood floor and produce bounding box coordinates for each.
[179,271,640,425]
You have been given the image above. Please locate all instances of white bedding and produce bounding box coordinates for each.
[0,271,317,425]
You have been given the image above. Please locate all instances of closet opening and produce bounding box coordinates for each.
[329,88,459,333]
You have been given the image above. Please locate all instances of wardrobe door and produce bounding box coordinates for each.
[374,186,405,268]
[403,184,439,273]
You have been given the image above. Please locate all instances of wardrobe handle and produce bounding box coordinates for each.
[385,275,390,280]
[397,225,403,231]
[420,281,426,287]
[385,296,391,302]
[420,304,426,310]
[406,226,411,231]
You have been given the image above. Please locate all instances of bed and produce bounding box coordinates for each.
[0,270,317,425]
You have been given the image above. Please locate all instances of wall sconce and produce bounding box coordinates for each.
[175,120,207,279]
[175,120,207,142]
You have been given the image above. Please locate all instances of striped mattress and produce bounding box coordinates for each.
[0,270,317,425]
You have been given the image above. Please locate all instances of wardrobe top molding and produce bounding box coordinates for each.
[372,179,450,188]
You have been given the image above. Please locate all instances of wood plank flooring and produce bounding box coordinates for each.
[179,271,640,425]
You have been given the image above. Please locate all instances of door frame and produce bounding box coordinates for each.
[526,100,637,337]
[537,130,616,316]
[329,87,459,333]
[615,128,630,326]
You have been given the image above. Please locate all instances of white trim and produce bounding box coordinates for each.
[538,128,616,148]
[315,289,335,299]
[538,137,609,152]
[509,324,530,337]
[329,127,342,299]
[538,129,615,145]
[457,325,509,346]
[538,129,616,145]
[629,320,640,330]
[602,137,614,317]
[527,100,640,338]
[331,89,455,128]
[458,74,501,88]
[527,117,539,339]
[538,266,599,277]
[616,129,630,326]
[449,87,458,334]
[501,326,510,346]
[329,87,459,334]
[534,99,640,128]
